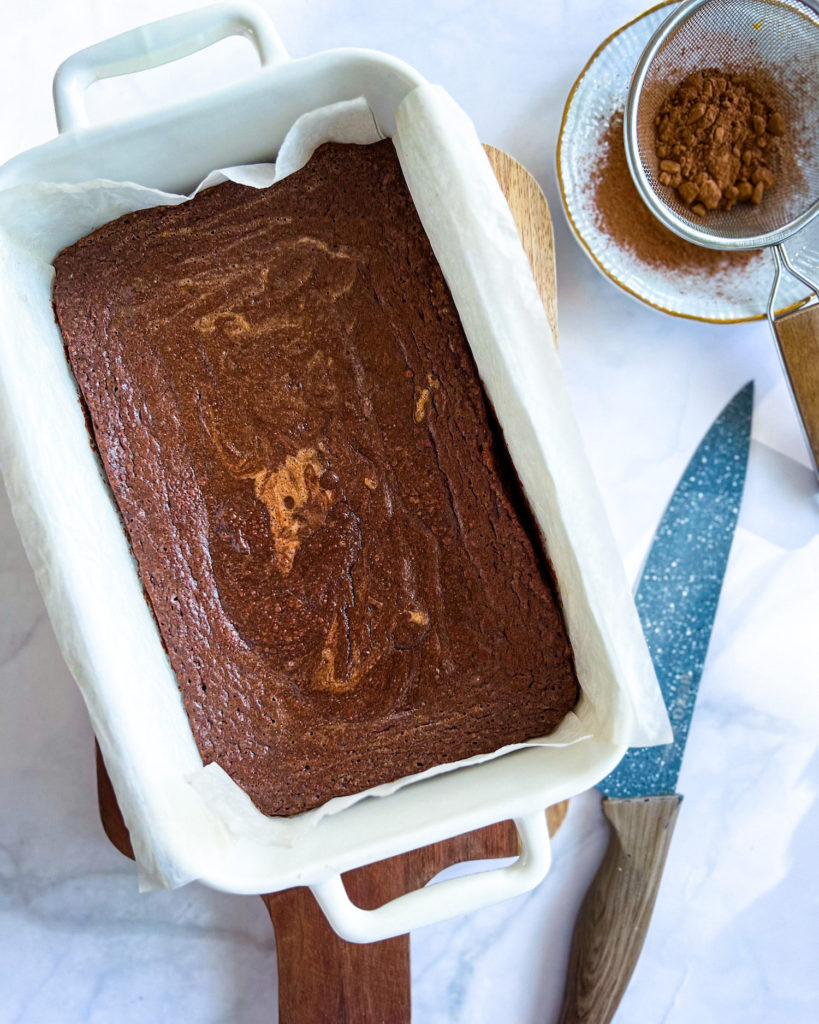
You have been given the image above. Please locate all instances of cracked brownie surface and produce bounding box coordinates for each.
[53,140,579,816]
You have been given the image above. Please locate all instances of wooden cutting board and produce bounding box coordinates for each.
[95,143,566,1024]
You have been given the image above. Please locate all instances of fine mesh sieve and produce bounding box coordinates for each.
[624,0,819,475]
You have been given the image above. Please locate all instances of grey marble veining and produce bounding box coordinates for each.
[1,2,818,1022]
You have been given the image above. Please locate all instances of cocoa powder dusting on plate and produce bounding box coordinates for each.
[592,110,758,275]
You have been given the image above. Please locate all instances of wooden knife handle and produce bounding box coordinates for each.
[558,794,682,1024]
[773,303,819,473]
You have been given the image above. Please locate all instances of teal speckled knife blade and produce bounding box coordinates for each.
[559,381,753,1024]
[600,379,754,799]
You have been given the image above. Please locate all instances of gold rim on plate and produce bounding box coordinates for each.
[555,0,808,324]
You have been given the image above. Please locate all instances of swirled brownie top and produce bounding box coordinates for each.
[53,140,579,816]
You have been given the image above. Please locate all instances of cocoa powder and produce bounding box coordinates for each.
[653,69,785,215]
[591,110,758,275]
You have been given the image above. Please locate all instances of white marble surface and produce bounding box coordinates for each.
[1,1,817,1021]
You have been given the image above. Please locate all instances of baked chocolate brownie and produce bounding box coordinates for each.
[53,140,578,815]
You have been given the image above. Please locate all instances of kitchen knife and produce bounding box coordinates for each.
[558,380,754,1024]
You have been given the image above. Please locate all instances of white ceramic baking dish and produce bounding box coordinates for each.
[0,2,663,943]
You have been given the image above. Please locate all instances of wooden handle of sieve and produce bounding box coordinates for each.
[773,302,819,473]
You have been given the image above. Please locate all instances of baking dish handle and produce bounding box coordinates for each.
[53,1,288,133]
[310,811,551,943]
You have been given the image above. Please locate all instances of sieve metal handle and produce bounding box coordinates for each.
[768,245,819,478]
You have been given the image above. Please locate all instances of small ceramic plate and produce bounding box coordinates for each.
[556,0,818,323]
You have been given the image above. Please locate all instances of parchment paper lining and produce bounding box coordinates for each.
[0,86,670,890]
